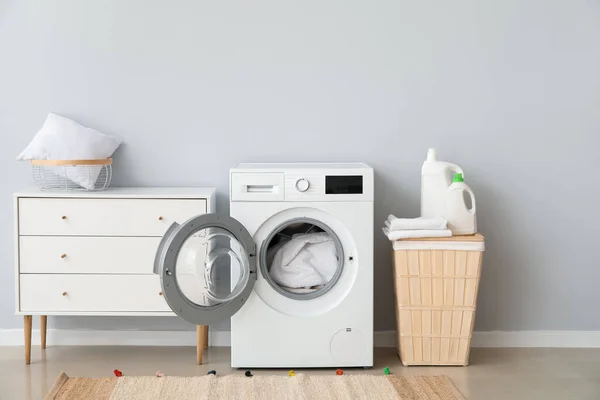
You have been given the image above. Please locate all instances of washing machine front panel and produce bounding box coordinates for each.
[154,214,257,326]
[230,200,374,368]
[228,164,374,368]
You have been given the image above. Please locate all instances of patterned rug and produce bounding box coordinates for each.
[46,372,464,400]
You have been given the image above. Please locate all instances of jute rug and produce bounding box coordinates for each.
[46,372,464,400]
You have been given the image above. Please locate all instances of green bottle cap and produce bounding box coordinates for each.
[452,173,464,183]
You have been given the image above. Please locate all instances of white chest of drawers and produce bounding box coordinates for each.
[14,187,215,364]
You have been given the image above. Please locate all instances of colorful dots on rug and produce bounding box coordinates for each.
[156,371,165,377]
[383,367,391,375]
[244,370,253,377]
[207,370,217,376]
[113,369,123,377]
[336,369,344,376]
[288,370,296,377]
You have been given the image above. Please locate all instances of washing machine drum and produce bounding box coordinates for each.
[154,214,257,326]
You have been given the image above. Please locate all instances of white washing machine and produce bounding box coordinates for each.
[155,163,373,368]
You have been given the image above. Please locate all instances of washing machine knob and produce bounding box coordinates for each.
[295,178,310,192]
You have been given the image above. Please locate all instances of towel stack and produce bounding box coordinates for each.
[382,215,452,241]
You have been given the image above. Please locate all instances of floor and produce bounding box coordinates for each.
[0,346,599,400]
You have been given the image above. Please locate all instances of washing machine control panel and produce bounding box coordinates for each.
[231,164,373,202]
[284,172,370,201]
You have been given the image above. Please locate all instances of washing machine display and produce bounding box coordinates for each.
[325,175,363,194]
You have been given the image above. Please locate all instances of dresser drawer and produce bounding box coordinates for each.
[18,198,206,236]
[19,275,171,312]
[20,236,161,274]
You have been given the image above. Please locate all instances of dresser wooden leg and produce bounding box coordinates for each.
[40,316,47,350]
[24,316,32,365]
[196,325,205,365]
[204,325,209,350]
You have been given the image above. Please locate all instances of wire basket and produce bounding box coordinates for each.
[31,159,113,191]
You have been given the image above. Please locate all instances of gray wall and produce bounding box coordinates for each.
[1,0,599,334]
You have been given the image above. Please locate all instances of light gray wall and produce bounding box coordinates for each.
[1,0,599,334]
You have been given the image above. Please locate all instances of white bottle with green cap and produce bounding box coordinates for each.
[444,173,477,235]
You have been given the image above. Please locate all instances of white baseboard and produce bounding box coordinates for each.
[2,329,600,348]
[470,331,600,348]
[374,330,600,348]
[0,328,231,347]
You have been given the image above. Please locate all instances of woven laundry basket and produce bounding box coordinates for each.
[392,234,485,366]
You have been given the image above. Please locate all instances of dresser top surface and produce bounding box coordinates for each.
[14,187,216,199]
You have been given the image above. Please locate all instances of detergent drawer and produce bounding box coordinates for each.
[19,274,172,313]
[19,236,161,274]
[18,198,206,236]
[230,172,285,202]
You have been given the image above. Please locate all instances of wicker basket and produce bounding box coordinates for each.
[392,234,484,366]
[31,159,113,191]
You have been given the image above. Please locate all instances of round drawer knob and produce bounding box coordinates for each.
[159,292,163,296]
[158,216,164,221]
[60,253,67,259]
[61,216,67,220]
[62,292,68,296]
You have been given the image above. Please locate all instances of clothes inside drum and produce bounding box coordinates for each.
[266,222,339,293]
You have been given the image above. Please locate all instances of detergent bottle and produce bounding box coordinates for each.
[420,148,464,218]
[444,173,477,235]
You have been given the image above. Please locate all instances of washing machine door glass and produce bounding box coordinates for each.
[154,214,256,326]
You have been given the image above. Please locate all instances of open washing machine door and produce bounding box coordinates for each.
[154,214,256,326]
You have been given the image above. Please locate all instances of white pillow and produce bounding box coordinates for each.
[17,113,121,189]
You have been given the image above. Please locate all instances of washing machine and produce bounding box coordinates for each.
[154,163,373,368]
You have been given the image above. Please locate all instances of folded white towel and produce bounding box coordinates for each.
[382,227,452,241]
[386,215,447,231]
